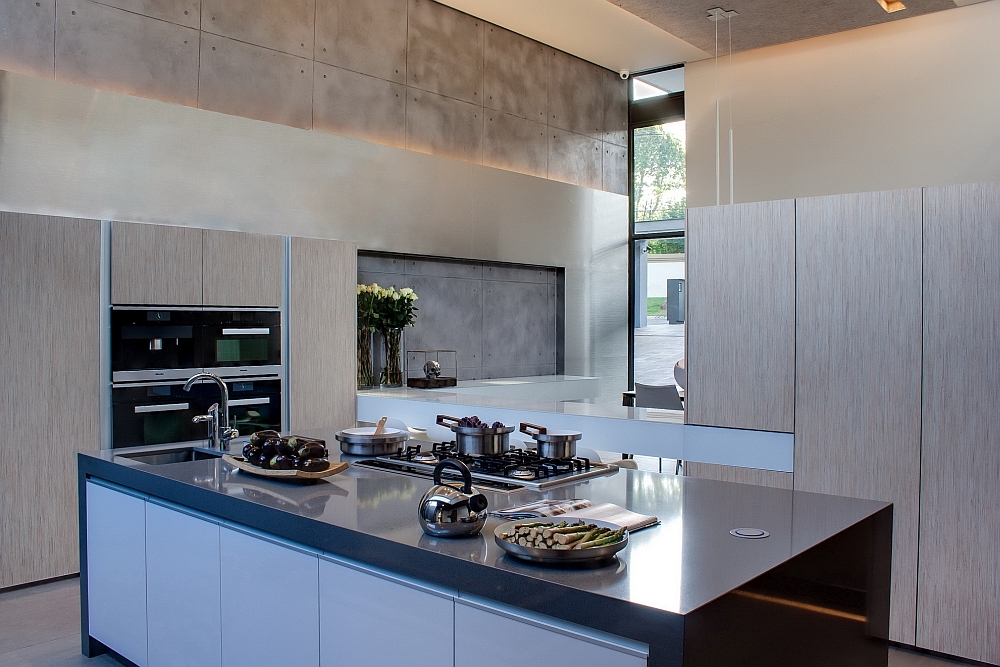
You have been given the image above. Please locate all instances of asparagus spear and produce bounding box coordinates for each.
[575,529,625,549]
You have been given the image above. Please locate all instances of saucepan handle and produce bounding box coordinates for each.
[436,414,461,428]
[519,422,547,437]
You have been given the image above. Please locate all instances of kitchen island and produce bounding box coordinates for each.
[78,432,891,667]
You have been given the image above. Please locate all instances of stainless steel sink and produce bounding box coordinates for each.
[116,446,224,466]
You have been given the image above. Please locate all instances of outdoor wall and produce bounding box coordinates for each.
[0,0,628,194]
[685,0,1000,206]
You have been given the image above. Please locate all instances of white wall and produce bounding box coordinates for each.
[686,1,1000,206]
[0,70,629,401]
[646,256,685,298]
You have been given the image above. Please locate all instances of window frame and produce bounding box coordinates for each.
[627,65,686,390]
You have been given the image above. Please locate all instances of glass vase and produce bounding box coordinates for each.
[381,327,404,387]
[357,328,376,388]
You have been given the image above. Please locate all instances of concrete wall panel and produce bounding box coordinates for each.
[483,24,547,122]
[406,88,483,163]
[406,0,483,104]
[201,0,314,58]
[483,110,547,179]
[0,0,55,79]
[314,63,406,147]
[315,0,407,83]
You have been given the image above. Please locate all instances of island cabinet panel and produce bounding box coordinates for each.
[202,229,283,307]
[319,557,455,666]
[685,200,796,433]
[794,189,923,645]
[917,182,1000,665]
[220,527,320,667]
[455,601,647,667]
[85,482,148,667]
[146,501,222,667]
[289,237,357,431]
[112,221,203,305]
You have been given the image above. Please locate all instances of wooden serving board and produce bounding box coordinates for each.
[223,455,349,480]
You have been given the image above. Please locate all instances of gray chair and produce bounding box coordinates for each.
[634,383,684,411]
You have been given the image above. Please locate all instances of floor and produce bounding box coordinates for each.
[0,578,976,667]
[634,318,685,386]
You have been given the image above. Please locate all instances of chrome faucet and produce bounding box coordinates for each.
[184,372,239,451]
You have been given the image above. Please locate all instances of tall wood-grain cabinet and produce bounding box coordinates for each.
[794,189,923,645]
[917,182,1000,664]
[685,201,796,434]
[0,212,101,589]
[289,237,356,431]
[202,229,282,307]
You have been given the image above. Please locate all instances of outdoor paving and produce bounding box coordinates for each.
[634,318,685,386]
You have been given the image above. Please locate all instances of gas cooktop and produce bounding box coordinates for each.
[352,442,618,492]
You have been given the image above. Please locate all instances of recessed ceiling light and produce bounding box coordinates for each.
[876,0,907,12]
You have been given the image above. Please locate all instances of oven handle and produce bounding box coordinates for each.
[221,328,270,336]
[228,398,271,407]
[134,402,190,414]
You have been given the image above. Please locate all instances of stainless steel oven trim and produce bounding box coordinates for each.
[113,375,280,389]
[113,306,281,313]
[221,328,270,335]
[113,368,202,383]
[206,365,282,378]
[134,402,190,414]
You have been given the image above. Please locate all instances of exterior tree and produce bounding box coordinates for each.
[633,123,686,221]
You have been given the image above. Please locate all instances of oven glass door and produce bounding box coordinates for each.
[203,310,280,375]
[225,379,282,436]
[112,383,204,448]
[112,309,203,381]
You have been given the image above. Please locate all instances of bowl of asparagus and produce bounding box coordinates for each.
[494,518,628,565]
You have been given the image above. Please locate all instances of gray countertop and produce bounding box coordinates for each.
[82,429,887,620]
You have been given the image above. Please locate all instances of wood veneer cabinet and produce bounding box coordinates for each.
[202,229,283,307]
[793,189,923,645]
[917,182,1000,664]
[111,221,203,305]
[0,212,101,588]
[289,236,356,431]
[686,200,796,433]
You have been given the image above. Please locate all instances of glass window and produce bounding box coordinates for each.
[633,120,686,228]
[633,238,685,387]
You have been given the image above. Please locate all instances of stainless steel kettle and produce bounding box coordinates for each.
[418,460,489,538]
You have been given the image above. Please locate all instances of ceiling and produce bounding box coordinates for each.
[436,0,708,73]
[611,0,960,54]
[439,0,989,72]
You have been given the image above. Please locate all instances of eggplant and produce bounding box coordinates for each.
[269,455,294,470]
[247,450,264,467]
[259,439,279,459]
[296,443,326,460]
[242,443,261,460]
[249,429,280,446]
[298,458,330,473]
[276,439,296,457]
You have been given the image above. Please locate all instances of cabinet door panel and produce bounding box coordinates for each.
[289,237,356,430]
[202,229,283,307]
[686,201,795,432]
[455,602,645,667]
[146,502,221,667]
[794,189,922,645]
[112,221,203,305]
[0,212,100,588]
[319,558,454,667]
[918,182,1000,664]
[220,527,319,667]
[86,482,147,666]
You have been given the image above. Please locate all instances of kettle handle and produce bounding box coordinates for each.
[433,459,473,494]
[519,422,547,437]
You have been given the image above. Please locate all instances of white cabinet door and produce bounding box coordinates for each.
[319,557,454,667]
[86,481,148,667]
[455,601,646,667]
[146,501,222,667]
[220,527,320,667]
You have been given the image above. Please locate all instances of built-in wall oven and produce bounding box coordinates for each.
[111,307,282,448]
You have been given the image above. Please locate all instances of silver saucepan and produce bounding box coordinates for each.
[519,422,583,459]
[436,415,513,456]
